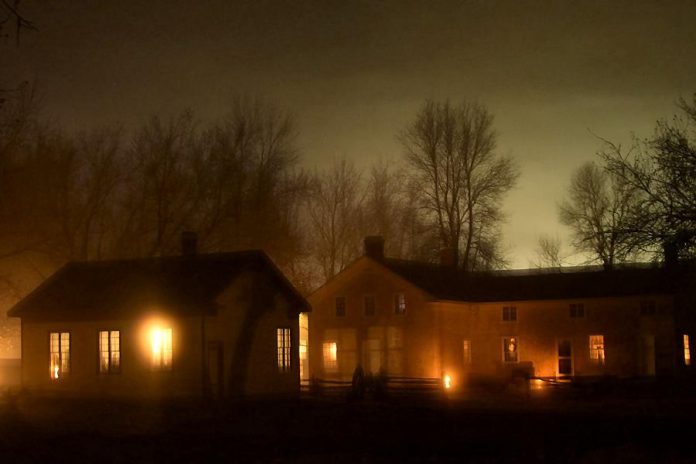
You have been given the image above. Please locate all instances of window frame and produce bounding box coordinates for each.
[150,327,173,371]
[394,292,406,315]
[569,303,585,318]
[98,329,121,375]
[589,334,606,366]
[322,340,338,373]
[462,339,472,365]
[684,334,691,367]
[276,327,292,373]
[335,296,346,317]
[49,331,71,380]
[502,336,519,363]
[502,306,517,322]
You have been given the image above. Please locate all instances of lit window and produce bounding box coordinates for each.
[684,334,691,366]
[589,335,605,365]
[277,328,291,372]
[503,337,518,363]
[502,306,517,322]
[49,332,70,380]
[323,341,337,372]
[335,297,346,317]
[569,303,585,318]
[462,339,471,364]
[640,300,656,316]
[299,313,309,380]
[364,295,375,316]
[151,327,172,370]
[394,293,406,315]
[99,330,121,374]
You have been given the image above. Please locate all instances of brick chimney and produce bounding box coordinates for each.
[364,236,385,260]
[181,231,198,257]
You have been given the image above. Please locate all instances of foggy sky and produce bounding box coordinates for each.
[3,0,695,267]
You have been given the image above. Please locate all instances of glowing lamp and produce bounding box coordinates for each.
[443,374,452,390]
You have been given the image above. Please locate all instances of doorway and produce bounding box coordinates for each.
[557,339,573,377]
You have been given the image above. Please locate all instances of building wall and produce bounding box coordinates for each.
[308,259,440,380]
[206,270,300,397]
[19,273,303,398]
[437,295,676,387]
[308,258,680,385]
[21,314,204,397]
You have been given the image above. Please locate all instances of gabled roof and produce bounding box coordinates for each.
[380,258,680,302]
[8,251,309,320]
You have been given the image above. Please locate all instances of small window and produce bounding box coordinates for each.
[502,306,517,322]
[335,297,346,317]
[322,341,337,372]
[462,339,472,364]
[151,327,172,370]
[569,303,585,318]
[684,334,691,367]
[364,295,375,316]
[503,337,518,363]
[49,332,70,380]
[589,335,605,365]
[640,300,656,316]
[99,330,121,374]
[394,293,406,315]
[277,328,291,372]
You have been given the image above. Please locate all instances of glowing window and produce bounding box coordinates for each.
[323,341,337,372]
[277,328,291,372]
[335,297,346,317]
[364,295,375,316]
[394,293,406,315]
[151,327,172,370]
[503,337,518,363]
[589,335,605,365]
[569,303,585,318]
[502,306,517,321]
[99,330,121,374]
[462,339,472,364]
[684,334,691,366]
[299,313,309,380]
[49,332,70,380]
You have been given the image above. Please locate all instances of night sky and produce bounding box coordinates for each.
[3,0,695,267]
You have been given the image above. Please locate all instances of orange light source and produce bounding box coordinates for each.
[443,374,452,390]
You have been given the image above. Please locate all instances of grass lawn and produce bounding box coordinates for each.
[1,386,695,463]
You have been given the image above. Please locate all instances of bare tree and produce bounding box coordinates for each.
[0,0,35,46]
[307,158,365,282]
[401,100,518,270]
[531,234,565,269]
[559,161,638,269]
[601,94,696,261]
[362,159,429,260]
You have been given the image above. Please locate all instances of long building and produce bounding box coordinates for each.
[307,237,695,389]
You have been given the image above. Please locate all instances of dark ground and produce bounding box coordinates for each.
[1,383,695,463]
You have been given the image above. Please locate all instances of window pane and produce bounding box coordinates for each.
[503,337,518,362]
[462,339,471,364]
[684,334,691,366]
[335,297,346,317]
[323,341,337,372]
[162,328,172,369]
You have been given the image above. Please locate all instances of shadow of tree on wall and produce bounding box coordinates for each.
[227,274,277,396]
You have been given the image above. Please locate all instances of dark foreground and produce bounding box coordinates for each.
[1,386,695,463]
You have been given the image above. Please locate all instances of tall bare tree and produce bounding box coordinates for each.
[401,100,518,270]
[559,161,638,269]
[601,94,696,261]
[307,158,365,282]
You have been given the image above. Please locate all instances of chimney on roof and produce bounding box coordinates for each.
[364,236,385,260]
[181,231,198,257]
[439,248,456,268]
